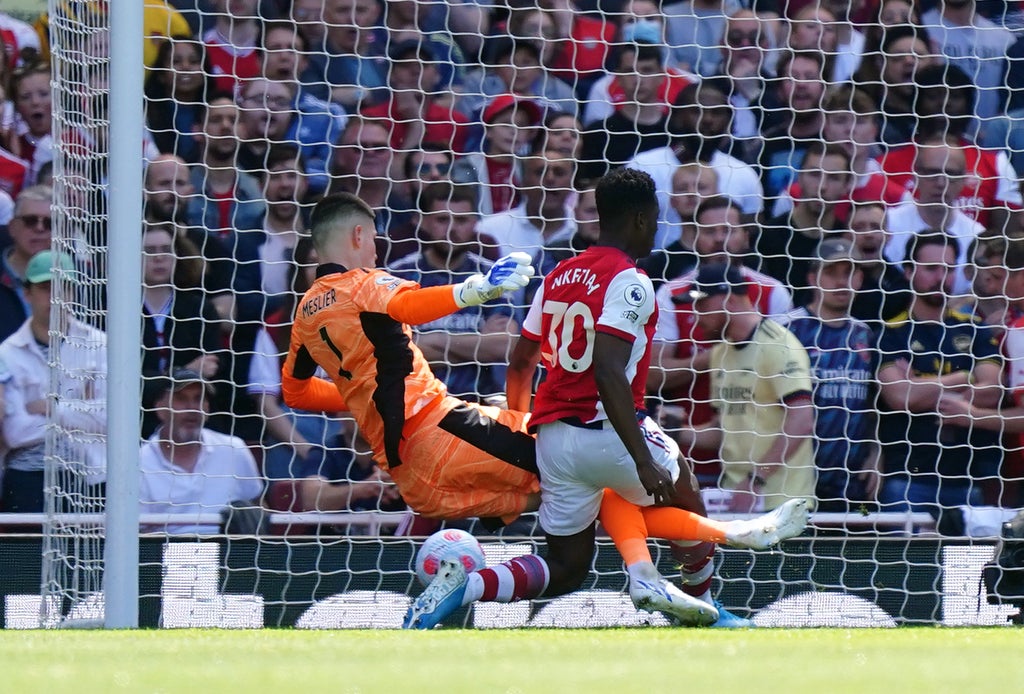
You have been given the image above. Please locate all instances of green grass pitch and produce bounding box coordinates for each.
[1,628,1020,693]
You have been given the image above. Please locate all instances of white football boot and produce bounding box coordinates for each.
[725,498,810,550]
[629,565,719,626]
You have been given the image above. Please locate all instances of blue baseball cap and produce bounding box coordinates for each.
[685,263,747,302]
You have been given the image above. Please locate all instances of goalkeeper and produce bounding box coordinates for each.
[282,192,540,522]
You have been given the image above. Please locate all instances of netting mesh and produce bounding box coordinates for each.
[4,0,1022,627]
[39,0,110,627]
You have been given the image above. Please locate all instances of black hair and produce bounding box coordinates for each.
[595,168,657,232]
[694,195,742,223]
[906,229,960,268]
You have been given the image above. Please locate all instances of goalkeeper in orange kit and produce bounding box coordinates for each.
[281,192,541,522]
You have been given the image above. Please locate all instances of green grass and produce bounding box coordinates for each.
[0,628,1020,694]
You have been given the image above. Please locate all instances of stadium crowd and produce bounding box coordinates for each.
[1,0,1024,537]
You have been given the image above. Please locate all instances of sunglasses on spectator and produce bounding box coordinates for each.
[418,162,451,176]
[17,214,52,230]
[727,31,761,46]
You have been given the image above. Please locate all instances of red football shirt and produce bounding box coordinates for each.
[878,139,1023,228]
[523,246,657,426]
[361,101,470,153]
[550,15,615,82]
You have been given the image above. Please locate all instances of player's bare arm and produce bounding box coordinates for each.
[506,335,542,413]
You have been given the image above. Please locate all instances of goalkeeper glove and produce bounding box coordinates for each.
[453,252,535,308]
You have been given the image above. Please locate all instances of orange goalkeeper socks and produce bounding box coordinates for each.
[598,488,731,549]
[641,506,729,544]
[598,489,654,566]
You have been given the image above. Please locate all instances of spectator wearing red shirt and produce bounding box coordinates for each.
[9,63,52,185]
[540,0,615,96]
[202,0,262,94]
[451,94,542,217]
[878,64,1023,235]
[773,85,907,222]
[582,19,694,126]
[361,41,470,167]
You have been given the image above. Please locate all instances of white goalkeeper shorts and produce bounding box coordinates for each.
[535,416,681,537]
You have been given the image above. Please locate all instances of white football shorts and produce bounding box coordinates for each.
[535,416,681,536]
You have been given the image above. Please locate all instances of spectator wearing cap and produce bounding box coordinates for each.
[0,251,107,513]
[458,36,576,120]
[139,368,264,535]
[0,186,52,341]
[360,39,471,175]
[450,94,541,217]
[780,239,881,510]
[578,42,672,182]
[672,262,816,513]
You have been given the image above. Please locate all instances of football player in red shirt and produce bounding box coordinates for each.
[405,170,808,629]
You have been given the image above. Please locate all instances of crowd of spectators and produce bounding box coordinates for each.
[1,0,1024,536]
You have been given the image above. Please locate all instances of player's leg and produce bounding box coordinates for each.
[668,457,718,606]
[393,399,540,522]
[402,526,596,630]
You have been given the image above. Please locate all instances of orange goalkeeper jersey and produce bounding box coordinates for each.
[282,263,454,469]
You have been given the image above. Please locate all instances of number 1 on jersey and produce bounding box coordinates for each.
[319,326,353,379]
[542,300,595,373]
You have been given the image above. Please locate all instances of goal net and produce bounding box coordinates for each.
[21,0,1024,628]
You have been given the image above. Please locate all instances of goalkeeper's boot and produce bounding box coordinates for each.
[630,574,719,626]
[710,600,755,628]
[403,558,468,629]
[725,498,810,550]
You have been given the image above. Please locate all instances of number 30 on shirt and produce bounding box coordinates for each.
[542,300,595,373]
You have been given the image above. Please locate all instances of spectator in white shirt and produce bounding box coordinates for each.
[139,368,264,535]
[0,251,107,513]
[476,143,577,260]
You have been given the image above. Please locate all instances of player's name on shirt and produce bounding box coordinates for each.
[301,287,337,318]
[549,266,602,295]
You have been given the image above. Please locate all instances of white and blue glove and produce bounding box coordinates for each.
[453,252,535,308]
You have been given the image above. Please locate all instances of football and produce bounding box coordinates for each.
[414,528,487,586]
